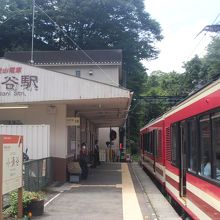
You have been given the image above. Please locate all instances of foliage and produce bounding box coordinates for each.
[203,36,220,80]
[182,55,208,93]
[4,190,44,217]
[0,0,162,59]
[126,62,148,147]
[138,70,184,126]
[131,154,140,162]
[181,37,220,94]
[126,138,137,154]
[142,70,185,96]
[0,0,35,55]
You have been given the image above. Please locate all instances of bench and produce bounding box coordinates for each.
[67,162,81,183]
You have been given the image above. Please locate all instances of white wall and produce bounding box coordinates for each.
[0,104,67,158]
[0,124,50,159]
[44,65,120,86]
[98,127,119,161]
[0,59,129,104]
[98,127,119,149]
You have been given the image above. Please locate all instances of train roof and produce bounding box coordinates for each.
[140,77,220,132]
[165,77,220,117]
[140,114,164,131]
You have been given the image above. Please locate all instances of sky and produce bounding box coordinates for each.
[143,0,220,73]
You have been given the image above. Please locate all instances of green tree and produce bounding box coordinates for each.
[182,55,208,94]
[140,71,184,126]
[181,37,220,94]
[0,0,162,58]
[204,36,220,80]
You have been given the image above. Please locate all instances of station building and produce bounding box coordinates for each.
[0,50,132,181]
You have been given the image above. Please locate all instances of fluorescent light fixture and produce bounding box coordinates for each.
[0,105,29,109]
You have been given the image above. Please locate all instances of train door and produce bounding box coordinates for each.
[179,121,187,197]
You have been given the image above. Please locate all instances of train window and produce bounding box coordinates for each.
[146,134,149,152]
[153,130,158,157]
[140,134,145,152]
[158,130,162,158]
[180,121,187,164]
[147,132,150,153]
[146,132,150,153]
[188,118,198,173]
[141,134,143,150]
[149,132,153,154]
[142,133,146,152]
[211,113,220,181]
[171,123,180,167]
[199,115,211,178]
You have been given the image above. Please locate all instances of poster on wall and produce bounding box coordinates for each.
[1,135,23,195]
[71,140,76,151]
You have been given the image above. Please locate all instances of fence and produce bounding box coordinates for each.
[23,157,52,192]
[3,158,52,208]
[0,124,50,160]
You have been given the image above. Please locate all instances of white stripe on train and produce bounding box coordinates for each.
[166,170,220,213]
[143,160,165,183]
[166,169,179,182]
[166,182,211,219]
[155,162,165,182]
[187,199,212,220]
[187,182,220,212]
[165,79,220,117]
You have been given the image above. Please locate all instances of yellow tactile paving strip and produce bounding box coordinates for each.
[122,163,143,220]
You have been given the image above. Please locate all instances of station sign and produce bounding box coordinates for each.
[66,117,80,126]
[0,65,39,97]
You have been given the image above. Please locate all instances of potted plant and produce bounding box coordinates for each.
[23,191,45,216]
[3,190,45,218]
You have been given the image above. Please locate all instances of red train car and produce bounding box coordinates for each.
[140,116,166,186]
[140,79,220,219]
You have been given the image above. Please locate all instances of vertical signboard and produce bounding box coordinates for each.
[0,135,23,219]
[2,135,23,194]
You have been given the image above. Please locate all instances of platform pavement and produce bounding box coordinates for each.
[31,162,180,220]
[130,163,181,220]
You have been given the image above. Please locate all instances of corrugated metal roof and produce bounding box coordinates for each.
[4,49,122,65]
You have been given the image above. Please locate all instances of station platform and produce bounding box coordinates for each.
[33,162,180,220]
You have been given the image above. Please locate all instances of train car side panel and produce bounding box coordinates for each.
[140,118,165,185]
[164,83,220,219]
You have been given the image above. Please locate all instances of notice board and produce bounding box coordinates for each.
[0,135,23,195]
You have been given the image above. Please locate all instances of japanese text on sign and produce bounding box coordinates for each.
[2,136,23,195]
[0,66,39,97]
[0,67,22,74]
[66,117,80,126]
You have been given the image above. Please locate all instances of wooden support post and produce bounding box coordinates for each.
[0,137,3,220]
[0,197,2,220]
[17,187,23,218]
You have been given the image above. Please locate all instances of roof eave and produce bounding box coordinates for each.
[35,62,122,67]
